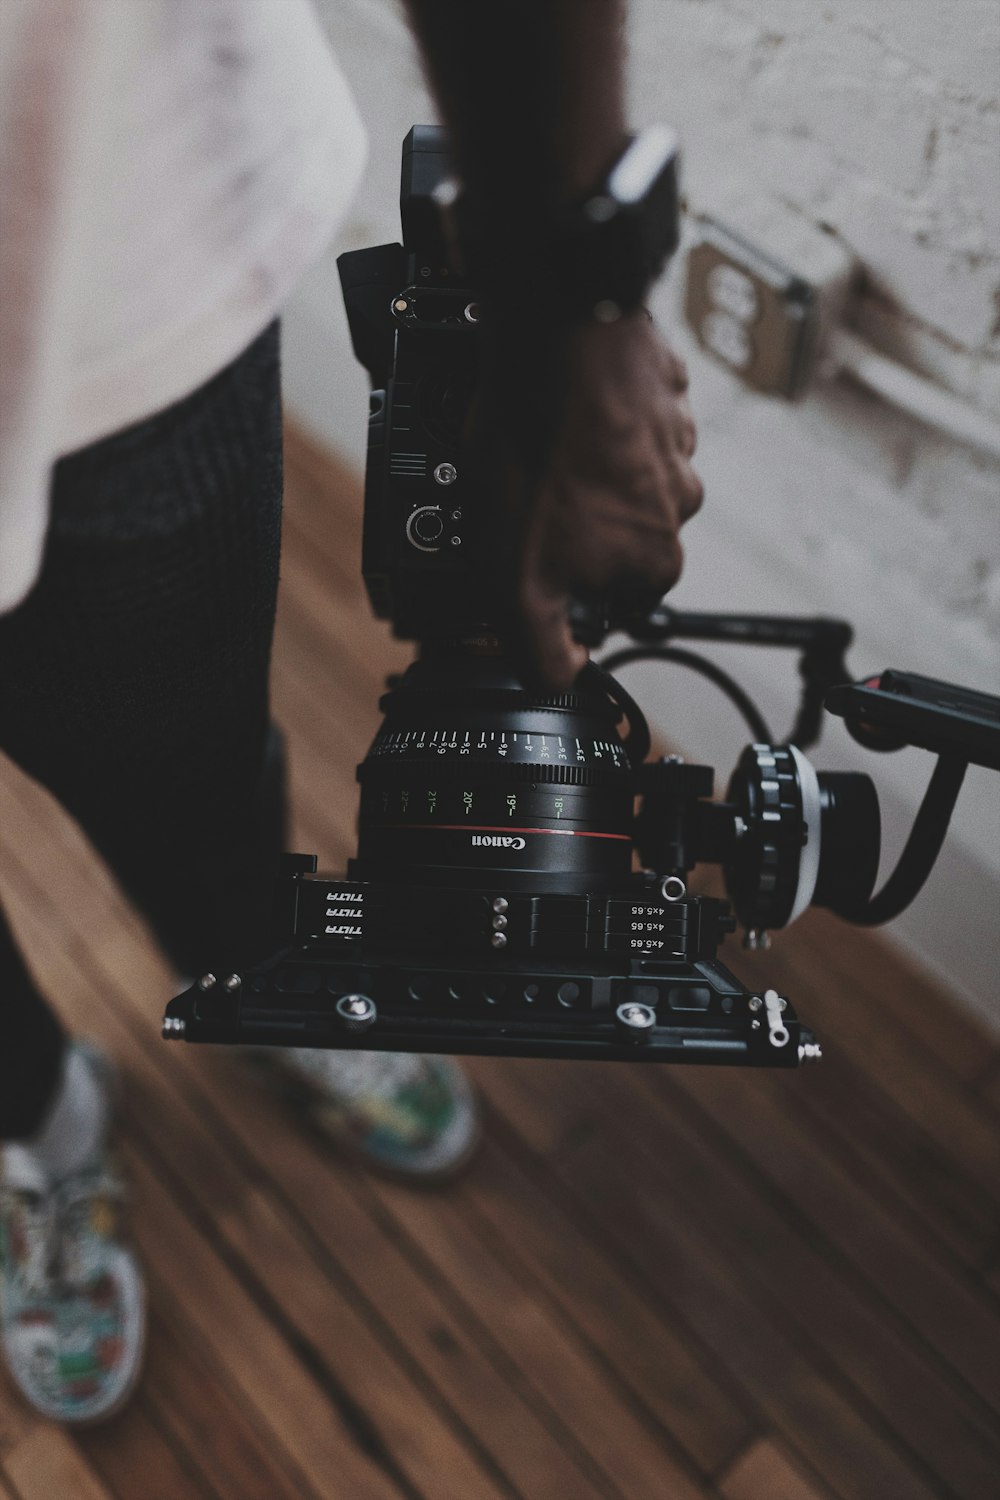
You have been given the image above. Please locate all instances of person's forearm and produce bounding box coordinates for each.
[402,0,629,272]
[403,1,702,691]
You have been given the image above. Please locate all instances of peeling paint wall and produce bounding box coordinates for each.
[283,0,1000,1025]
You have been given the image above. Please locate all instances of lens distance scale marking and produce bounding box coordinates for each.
[369,726,630,769]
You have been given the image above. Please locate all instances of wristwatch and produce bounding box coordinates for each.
[547,124,681,323]
[441,124,681,326]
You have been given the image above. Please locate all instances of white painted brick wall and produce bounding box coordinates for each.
[284,0,1000,1027]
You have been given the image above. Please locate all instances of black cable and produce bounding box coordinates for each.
[581,660,651,768]
[836,754,967,925]
[597,645,774,745]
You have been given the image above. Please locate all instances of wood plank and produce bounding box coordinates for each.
[201,1050,706,1500]
[643,1062,1000,1416]
[792,908,1000,1088]
[461,1131,755,1479]
[136,1308,311,1500]
[75,1400,213,1500]
[282,422,367,544]
[355,1171,712,1500]
[718,1438,833,1500]
[125,1160,404,1500]
[276,543,407,702]
[513,1057,1000,1498]
[762,916,1000,1207]
[166,1158,504,1500]
[1,1418,114,1500]
[979,1056,1000,1122]
[282,500,363,594]
[674,877,1000,1273]
[725,928,1000,1271]
[466,1058,955,1500]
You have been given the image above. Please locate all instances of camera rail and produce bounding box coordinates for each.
[162,874,818,1067]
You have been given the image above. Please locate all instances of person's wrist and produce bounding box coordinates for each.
[476,309,658,474]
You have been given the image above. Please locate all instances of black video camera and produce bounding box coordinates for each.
[163,128,1000,1067]
[337,126,486,639]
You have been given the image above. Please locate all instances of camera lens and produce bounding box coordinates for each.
[355,648,635,892]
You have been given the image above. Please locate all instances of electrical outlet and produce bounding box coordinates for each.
[684,213,854,400]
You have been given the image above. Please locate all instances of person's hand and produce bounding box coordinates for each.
[488,312,703,689]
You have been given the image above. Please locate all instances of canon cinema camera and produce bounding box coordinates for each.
[163,128,1000,1067]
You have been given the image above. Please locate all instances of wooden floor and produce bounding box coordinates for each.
[2,423,999,1500]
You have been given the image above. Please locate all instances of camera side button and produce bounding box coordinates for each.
[406,506,445,551]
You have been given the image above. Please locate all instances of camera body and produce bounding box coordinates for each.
[339,127,489,638]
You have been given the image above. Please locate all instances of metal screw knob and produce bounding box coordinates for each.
[335,993,377,1033]
[615,1001,656,1043]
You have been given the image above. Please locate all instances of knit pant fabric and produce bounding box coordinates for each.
[0,323,286,1138]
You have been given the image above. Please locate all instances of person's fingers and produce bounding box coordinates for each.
[672,392,698,457]
[518,571,589,691]
[675,461,704,523]
[631,528,685,598]
[652,392,703,519]
[668,349,690,393]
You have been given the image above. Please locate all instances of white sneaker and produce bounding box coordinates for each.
[248,1047,481,1181]
[0,1044,145,1424]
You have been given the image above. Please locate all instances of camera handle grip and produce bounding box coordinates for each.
[833,754,967,925]
[567,586,668,649]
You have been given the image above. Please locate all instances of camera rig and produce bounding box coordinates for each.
[162,127,1000,1068]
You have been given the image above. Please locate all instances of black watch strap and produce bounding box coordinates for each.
[546,125,681,323]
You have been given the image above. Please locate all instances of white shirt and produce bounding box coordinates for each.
[0,0,367,613]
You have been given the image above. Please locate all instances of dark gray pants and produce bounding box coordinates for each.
[0,324,286,1138]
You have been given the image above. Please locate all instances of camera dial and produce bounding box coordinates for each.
[406,506,445,551]
[724,744,881,931]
